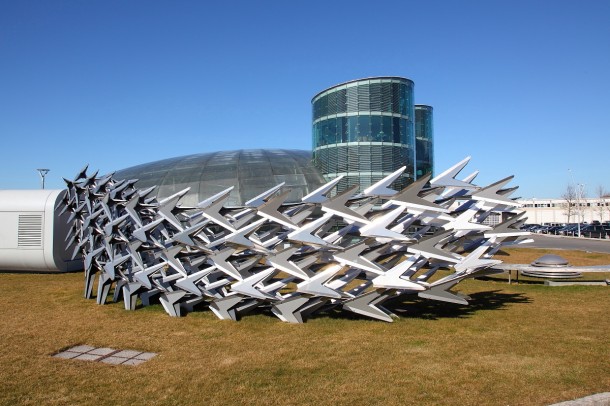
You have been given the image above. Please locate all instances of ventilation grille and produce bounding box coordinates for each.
[18,214,43,247]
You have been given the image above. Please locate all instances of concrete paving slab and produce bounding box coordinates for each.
[54,345,156,365]
[67,345,96,353]
[53,351,81,359]
[134,352,157,361]
[88,347,117,356]
[113,350,142,358]
[74,353,103,361]
[100,356,126,365]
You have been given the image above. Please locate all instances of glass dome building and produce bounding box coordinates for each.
[415,104,434,178]
[311,77,415,194]
[114,149,326,207]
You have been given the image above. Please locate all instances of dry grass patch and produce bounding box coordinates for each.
[0,252,609,405]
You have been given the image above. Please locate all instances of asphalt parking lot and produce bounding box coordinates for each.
[524,234,610,254]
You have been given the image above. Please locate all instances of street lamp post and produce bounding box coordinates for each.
[36,168,50,189]
[578,183,587,227]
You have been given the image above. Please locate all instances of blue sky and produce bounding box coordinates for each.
[1,0,609,198]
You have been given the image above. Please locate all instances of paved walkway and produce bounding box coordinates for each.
[549,392,610,405]
[525,234,610,254]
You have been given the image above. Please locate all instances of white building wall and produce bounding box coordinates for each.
[518,197,610,225]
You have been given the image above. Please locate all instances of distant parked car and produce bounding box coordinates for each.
[521,224,541,232]
[579,224,610,238]
[546,225,564,235]
[558,223,585,236]
[556,224,575,235]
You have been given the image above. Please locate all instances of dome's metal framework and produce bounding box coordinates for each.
[114,149,325,207]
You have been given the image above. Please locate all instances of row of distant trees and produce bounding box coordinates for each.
[561,185,610,223]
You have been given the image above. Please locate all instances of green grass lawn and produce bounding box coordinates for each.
[0,249,608,405]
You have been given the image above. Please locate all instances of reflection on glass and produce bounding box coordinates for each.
[348,116,358,142]
[357,115,370,141]
[382,116,392,142]
[371,116,382,141]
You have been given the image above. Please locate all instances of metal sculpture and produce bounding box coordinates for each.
[61,157,530,323]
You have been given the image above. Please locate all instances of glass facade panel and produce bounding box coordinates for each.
[357,115,371,141]
[348,116,358,142]
[382,116,392,142]
[399,118,407,144]
[336,117,344,143]
[392,117,401,143]
[340,117,348,143]
[328,119,337,144]
[371,116,382,141]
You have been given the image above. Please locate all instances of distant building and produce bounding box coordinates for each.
[519,197,610,224]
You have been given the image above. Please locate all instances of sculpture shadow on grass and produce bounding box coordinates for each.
[385,290,531,320]
[103,284,531,323]
[251,290,532,323]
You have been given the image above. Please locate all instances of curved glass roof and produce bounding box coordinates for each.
[114,149,326,206]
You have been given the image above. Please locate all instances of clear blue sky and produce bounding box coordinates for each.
[1,0,609,198]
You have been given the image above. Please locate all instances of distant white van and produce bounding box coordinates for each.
[0,190,83,272]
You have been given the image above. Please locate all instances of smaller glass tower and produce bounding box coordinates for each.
[415,105,434,178]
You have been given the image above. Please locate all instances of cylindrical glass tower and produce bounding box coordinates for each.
[415,104,434,178]
[312,77,415,194]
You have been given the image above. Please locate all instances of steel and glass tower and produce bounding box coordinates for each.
[312,77,415,194]
[415,104,434,178]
